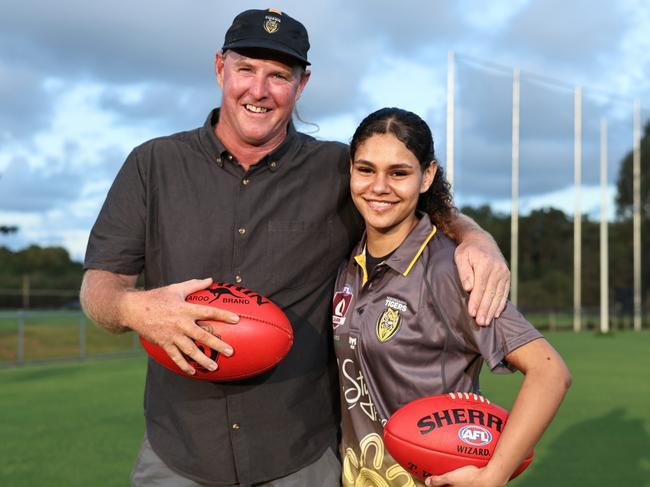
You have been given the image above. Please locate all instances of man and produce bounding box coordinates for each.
[80,8,510,486]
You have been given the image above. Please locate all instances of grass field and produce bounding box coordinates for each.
[1,331,649,486]
[1,355,146,486]
[481,331,650,486]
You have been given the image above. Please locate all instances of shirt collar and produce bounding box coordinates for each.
[199,108,298,170]
[353,214,438,284]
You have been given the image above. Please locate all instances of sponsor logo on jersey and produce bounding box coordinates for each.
[458,425,493,446]
[340,358,380,422]
[332,285,353,329]
[376,307,402,342]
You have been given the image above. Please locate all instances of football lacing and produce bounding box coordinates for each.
[447,391,491,404]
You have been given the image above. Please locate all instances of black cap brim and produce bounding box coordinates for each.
[222,39,310,66]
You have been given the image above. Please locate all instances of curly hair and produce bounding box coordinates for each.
[349,107,457,231]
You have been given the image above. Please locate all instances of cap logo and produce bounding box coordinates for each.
[264,15,281,34]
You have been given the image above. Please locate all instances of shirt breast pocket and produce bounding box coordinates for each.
[267,219,333,289]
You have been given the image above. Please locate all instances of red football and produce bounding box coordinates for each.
[140,282,293,381]
[384,392,533,480]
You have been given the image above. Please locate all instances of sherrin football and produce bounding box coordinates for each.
[140,282,293,381]
[384,392,533,480]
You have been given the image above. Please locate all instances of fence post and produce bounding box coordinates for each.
[80,312,87,360]
[549,311,557,332]
[22,275,30,309]
[17,310,25,365]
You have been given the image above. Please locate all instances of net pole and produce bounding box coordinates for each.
[573,87,582,332]
[600,118,609,333]
[633,99,642,331]
[446,51,455,191]
[510,68,520,307]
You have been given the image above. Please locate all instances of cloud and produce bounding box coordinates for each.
[492,0,632,79]
[0,61,56,139]
[277,0,480,120]
[1,0,650,260]
[460,0,530,33]
[96,83,215,134]
[0,0,218,84]
[0,155,84,212]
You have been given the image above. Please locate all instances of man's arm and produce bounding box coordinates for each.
[445,212,510,326]
[80,270,239,375]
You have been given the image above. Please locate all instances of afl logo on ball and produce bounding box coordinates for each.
[458,425,492,446]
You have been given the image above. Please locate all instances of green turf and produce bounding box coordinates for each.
[1,331,649,485]
[480,331,650,486]
[0,356,147,486]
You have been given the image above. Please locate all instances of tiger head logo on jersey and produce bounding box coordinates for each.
[376,307,402,342]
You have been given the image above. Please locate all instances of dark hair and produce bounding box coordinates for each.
[349,107,457,230]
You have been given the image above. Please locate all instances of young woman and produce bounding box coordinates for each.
[332,108,571,487]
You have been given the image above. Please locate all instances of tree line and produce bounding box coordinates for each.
[461,205,645,316]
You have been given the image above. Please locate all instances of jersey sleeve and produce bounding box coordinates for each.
[474,302,543,373]
[428,246,543,373]
[83,148,147,275]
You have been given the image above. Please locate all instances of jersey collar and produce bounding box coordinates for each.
[353,214,438,285]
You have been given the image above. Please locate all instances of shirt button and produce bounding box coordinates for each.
[215,157,223,167]
[232,423,240,430]
[227,154,233,161]
[242,178,250,186]
[269,161,278,170]
[235,275,242,284]
[238,228,246,235]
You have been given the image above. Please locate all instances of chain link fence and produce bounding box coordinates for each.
[0,309,142,367]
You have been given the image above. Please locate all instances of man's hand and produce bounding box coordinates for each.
[81,272,239,375]
[454,237,510,326]
[123,278,240,375]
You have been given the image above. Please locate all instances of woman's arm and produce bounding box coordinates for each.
[426,338,572,487]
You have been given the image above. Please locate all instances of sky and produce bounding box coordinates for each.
[1,0,649,261]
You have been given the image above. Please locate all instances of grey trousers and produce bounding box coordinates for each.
[130,434,342,487]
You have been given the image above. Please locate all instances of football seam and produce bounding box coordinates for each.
[237,313,293,339]
[207,313,292,380]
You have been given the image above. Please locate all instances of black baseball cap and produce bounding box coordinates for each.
[222,8,310,66]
